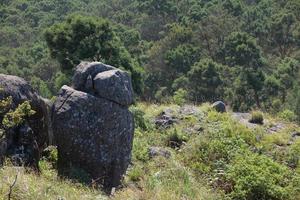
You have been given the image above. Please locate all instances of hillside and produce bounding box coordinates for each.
[0,103,299,200]
[1,0,300,199]
[1,0,300,114]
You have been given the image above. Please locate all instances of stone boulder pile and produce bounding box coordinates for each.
[52,62,134,189]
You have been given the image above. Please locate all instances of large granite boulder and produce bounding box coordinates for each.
[0,74,50,168]
[52,62,134,189]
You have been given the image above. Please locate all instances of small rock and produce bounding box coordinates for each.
[155,110,178,129]
[148,147,171,159]
[179,105,199,116]
[212,101,226,113]
[291,132,300,138]
[267,123,285,134]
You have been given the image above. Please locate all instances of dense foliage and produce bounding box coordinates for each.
[0,0,299,111]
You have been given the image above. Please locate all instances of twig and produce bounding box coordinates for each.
[7,174,18,200]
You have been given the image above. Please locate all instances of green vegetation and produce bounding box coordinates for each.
[1,0,300,199]
[1,103,300,199]
[0,0,299,114]
[249,111,264,124]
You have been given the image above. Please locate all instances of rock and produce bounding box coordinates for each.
[232,112,258,129]
[179,105,199,116]
[291,131,300,138]
[93,69,134,106]
[267,123,285,134]
[72,62,115,92]
[53,62,134,189]
[155,111,178,129]
[212,101,226,113]
[148,147,171,159]
[0,74,50,169]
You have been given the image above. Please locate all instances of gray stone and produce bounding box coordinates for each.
[93,69,134,106]
[148,147,171,159]
[155,110,178,129]
[72,62,115,92]
[53,84,134,188]
[212,101,226,113]
[292,132,300,138]
[0,74,50,169]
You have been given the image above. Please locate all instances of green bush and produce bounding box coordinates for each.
[249,111,264,124]
[2,101,36,128]
[130,106,150,131]
[226,152,296,200]
[287,140,300,169]
[132,136,150,162]
[128,165,143,182]
[165,128,188,149]
[173,88,188,105]
[278,109,297,122]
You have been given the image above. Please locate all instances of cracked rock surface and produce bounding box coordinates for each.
[52,62,134,189]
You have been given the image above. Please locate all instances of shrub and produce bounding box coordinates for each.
[165,128,188,149]
[2,101,36,128]
[278,109,297,122]
[272,99,282,113]
[132,136,150,162]
[226,152,295,200]
[287,140,300,169]
[130,106,150,131]
[173,88,188,105]
[249,111,264,124]
[128,165,143,182]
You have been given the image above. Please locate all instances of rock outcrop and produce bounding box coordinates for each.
[0,74,50,168]
[52,62,134,189]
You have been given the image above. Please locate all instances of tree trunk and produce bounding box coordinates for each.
[254,91,261,108]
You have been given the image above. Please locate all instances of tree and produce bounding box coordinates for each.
[270,13,299,57]
[222,31,263,68]
[187,59,223,102]
[165,44,200,75]
[222,32,265,109]
[275,57,300,103]
[45,14,143,94]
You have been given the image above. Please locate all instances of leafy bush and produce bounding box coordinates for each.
[132,133,150,162]
[278,109,297,122]
[226,152,296,200]
[287,140,300,169]
[249,111,264,124]
[130,106,150,131]
[165,128,188,149]
[2,101,36,128]
[128,165,143,182]
[173,88,188,105]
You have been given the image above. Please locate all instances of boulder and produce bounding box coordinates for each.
[72,62,115,92]
[0,74,50,168]
[53,62,134,189]
[212,101,226,113]
[93,69,134,106]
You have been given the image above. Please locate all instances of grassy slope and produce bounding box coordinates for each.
[1,103,300,200]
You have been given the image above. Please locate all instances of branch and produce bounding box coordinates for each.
[7,174,18,200]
